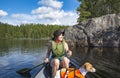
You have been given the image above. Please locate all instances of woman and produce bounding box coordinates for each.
[44,30,72,78]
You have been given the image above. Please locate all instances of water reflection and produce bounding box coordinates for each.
[0,39,120,78]
[0,39,48,78]
[72,47,120,78]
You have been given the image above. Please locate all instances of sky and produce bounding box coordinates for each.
[0,0,80,26]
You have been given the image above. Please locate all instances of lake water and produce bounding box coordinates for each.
[0,39,119,78]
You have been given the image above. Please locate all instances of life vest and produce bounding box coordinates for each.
[51,40,65,58]
[60,68,85,78]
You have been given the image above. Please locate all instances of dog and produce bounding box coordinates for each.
[54,62,96,78]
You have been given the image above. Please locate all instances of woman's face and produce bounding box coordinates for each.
[56,34,64,41]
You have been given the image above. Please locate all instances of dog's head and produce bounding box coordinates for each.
[82,62,96,72]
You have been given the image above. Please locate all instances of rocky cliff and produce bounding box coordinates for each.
[64,14,120,47]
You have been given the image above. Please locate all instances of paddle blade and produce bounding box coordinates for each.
[16,62,46,77]
[16,68,31,77]
[16,68,30,74]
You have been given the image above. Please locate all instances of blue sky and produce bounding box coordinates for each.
[0,0,80,25]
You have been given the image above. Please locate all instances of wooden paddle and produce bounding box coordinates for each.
[16,62,46,76]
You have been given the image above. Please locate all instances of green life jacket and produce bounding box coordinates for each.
[51,40,65,58]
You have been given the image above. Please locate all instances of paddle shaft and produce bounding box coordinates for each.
[29,62,45,71]
[17,62,46,74]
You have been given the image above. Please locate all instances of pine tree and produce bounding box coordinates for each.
[77,0,120,23]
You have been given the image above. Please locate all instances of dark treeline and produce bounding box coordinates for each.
[0,22,68,39]
[77,0,120,22]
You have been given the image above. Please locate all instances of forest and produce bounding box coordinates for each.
[77,0,120,22]
[0,22,67,39]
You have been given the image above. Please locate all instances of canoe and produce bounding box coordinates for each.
[32,58,79,78]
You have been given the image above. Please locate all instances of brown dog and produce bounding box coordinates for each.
[55,62,96,78]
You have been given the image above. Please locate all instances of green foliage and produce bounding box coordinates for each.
[0,22,68,39]
[77,0,120,22]
[77,0,91,22]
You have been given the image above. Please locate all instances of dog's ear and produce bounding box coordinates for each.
[82,62,87,68]
[83,62,90,68]
[83,65,87,69]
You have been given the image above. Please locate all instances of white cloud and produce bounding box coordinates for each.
[0,0,78,26]
[51,19,61,25]
[35,9,65,19]
[31,0,78,25]
[59,12,78,25]
[0,10,8,17]
[32,6,54,14]
[31,0,64,20]
[38,0,63,9]
[12,14,36,20]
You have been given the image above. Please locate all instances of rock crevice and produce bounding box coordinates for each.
[64,14,120,47]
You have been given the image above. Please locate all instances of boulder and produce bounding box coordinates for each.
[64,14,120,47]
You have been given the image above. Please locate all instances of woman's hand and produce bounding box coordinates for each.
[67,50,72,57]
[44,58,49,63]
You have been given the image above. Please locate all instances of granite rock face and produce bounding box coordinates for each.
[64,14,120,47]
